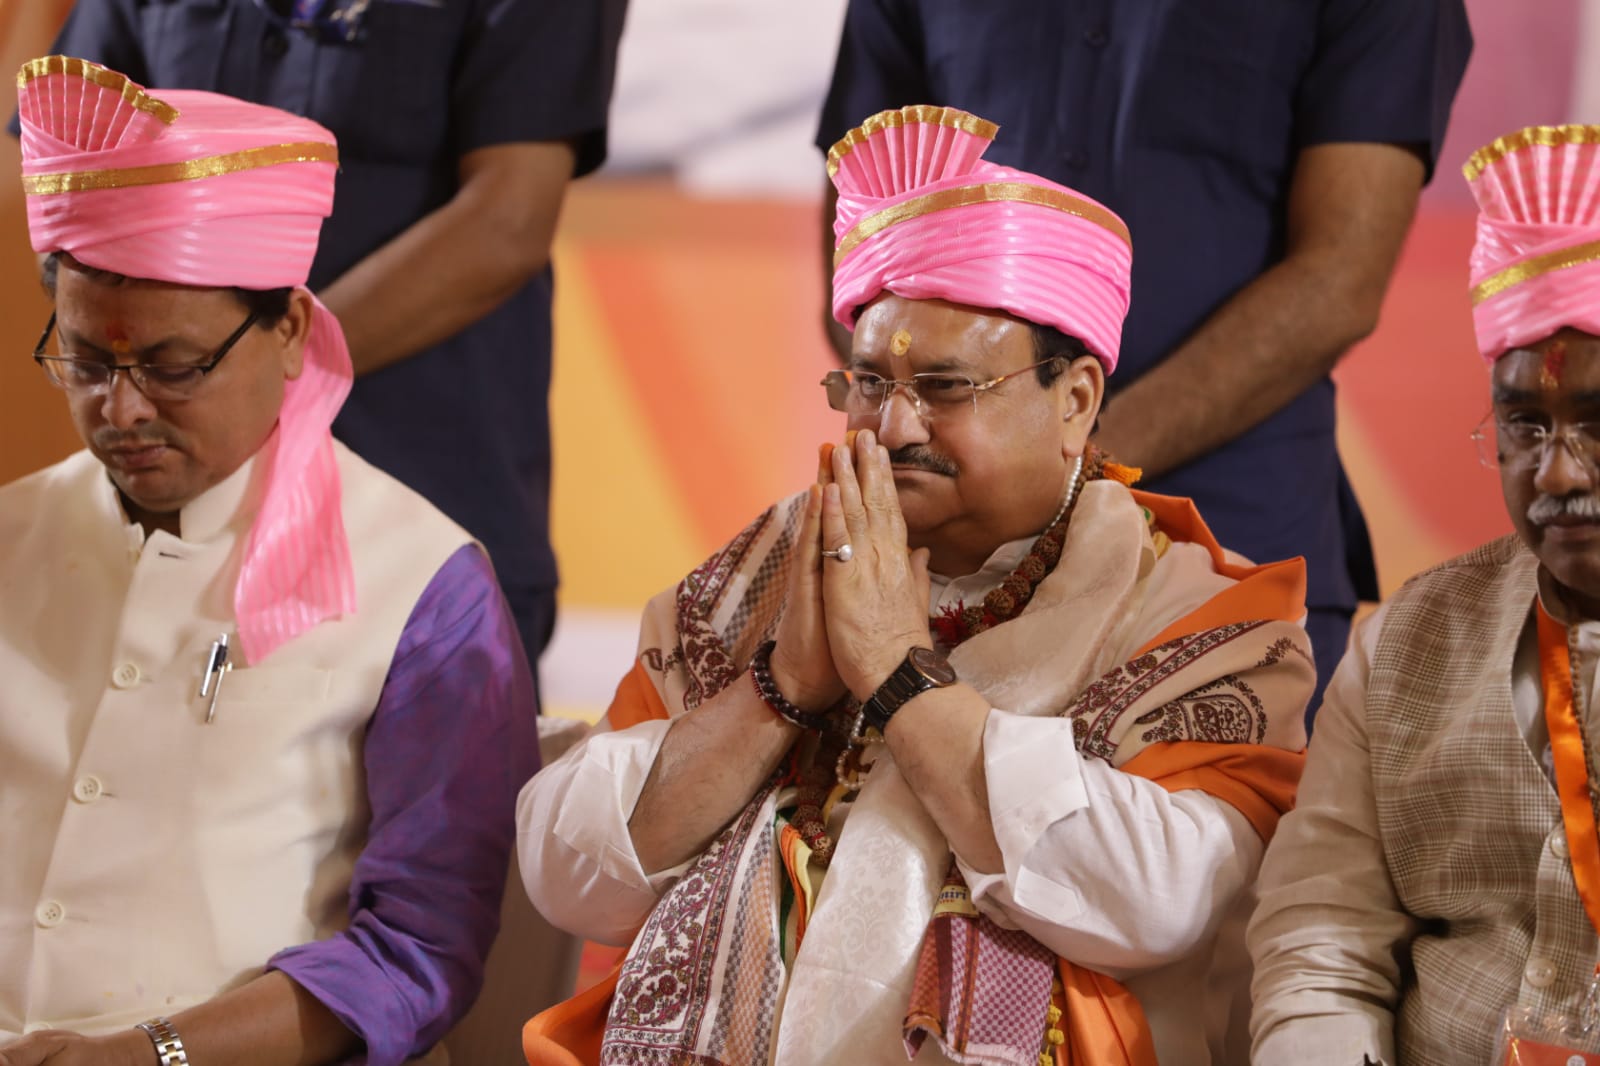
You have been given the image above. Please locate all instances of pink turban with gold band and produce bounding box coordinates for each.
[1466,124,1600,362]
[829,106,1132,374]
[18,56,353,665]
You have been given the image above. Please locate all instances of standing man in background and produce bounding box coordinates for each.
[817,1,1472,721]
[37,0,629,669]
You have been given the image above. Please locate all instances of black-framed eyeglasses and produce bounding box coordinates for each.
[1471,410,1600,470]
[820,358,1063,422]
[33,309,263,403]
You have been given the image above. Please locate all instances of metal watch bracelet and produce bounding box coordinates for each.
[135,1017,190,1066]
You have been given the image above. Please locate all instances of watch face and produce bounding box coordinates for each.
[908,646,957,685]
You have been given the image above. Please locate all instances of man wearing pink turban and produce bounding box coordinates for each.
[517,106,1313,1066]
[817,1,1474,732]
[0,58,535,1066]
[1251,126,1600,1065]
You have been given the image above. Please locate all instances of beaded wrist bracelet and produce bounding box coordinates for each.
[749,640,845,735]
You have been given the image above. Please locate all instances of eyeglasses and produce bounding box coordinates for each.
[33,309,262,403]
[820,358,1062,422]
[1472,411,1600,470]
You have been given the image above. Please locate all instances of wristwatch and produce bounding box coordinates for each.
[861,646,957,733]
[135,1017,190,1066]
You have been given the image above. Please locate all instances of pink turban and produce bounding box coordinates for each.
[18,56,353,664]
[828,105,1132,374]
[1466,124,1600,362]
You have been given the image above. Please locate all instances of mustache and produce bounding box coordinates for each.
[93,429,173,452]
[886,445,958,477]
[1528,494,1600,525]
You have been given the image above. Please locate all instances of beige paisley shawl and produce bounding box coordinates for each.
[597,479,1311,1066]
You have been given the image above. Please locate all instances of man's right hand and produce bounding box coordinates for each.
[627,461,853,874]
[0,1029,152,1066]
[768,461,848,713]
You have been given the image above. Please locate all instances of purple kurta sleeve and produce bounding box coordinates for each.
[268,544,541,1065]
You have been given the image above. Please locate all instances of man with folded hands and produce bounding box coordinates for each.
[517,105,1314,1066]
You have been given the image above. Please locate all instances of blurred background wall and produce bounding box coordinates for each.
[0,0,1587,718]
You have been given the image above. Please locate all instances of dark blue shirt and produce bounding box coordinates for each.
[47,0,626,633]
[818,0,1471,612]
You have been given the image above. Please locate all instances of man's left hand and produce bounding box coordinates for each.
[819,429,934,700]
[0,1029,151,1066]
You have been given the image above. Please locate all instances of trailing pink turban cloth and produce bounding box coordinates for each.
[828,105,1132,373]
[18,56,352,664]
[1466,124,1600,362]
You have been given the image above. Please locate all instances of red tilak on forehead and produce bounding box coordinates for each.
[1541,340,1568,391]
[105,321,131,356]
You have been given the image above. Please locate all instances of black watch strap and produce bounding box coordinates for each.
[861,647,956,733]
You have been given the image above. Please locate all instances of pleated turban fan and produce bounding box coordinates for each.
[1467,124,1600,362]
[828,105,1133,374]
[17,56,353,664]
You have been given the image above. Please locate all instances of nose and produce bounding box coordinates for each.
[875,384,929,450]
[98,370,157,430]
[1533,431,1597,499]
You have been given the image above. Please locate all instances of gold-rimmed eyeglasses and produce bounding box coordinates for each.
[1471,411,1600,470]
[820,358,1062,421]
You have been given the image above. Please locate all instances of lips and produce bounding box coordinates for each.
[103,444,169,471]
[1538,520,1600,551]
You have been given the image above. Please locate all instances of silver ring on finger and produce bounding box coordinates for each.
[821,543,853,563]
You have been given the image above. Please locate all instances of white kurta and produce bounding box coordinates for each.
[519,535,1272,1065]
[0,445,469,1039]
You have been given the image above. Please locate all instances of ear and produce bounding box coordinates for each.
[1057,354,1105,460]
[274,288,316,381]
